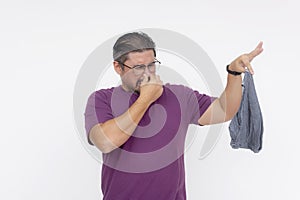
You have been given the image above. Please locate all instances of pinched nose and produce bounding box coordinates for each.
[143,67,151,76]
[143,66,155,76]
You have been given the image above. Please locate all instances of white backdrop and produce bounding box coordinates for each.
[1,0,299,199]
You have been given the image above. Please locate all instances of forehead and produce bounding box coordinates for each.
[127,50,155,64]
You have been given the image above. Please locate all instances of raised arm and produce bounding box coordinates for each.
[199,42,264,125]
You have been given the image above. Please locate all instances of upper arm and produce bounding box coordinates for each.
[89,123,102,146]
[84,90,113,145]
[187,88,217,125]
[198,98,229,125]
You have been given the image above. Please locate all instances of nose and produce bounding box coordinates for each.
[143,66,151,76]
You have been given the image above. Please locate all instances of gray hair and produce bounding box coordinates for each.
[113,32,156,63]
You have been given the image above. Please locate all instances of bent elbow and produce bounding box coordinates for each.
[97,144,116,154]
[89,125,117,154]
[225,111,237,122]
[90,135,117,154]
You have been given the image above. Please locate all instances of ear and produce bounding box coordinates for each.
[113,61,122,75]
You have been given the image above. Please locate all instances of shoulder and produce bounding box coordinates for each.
[87,87,115,103]
[163,83,195,96]
[95,87,115,96]
[163,83,213,101]
[164,83,193,92]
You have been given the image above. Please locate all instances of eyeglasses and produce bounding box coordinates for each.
[119,59,161,75]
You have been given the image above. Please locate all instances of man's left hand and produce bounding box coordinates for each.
[228,42,264,75]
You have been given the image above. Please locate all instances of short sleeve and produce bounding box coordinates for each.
[84,90,114,145]
[188,89,217,125]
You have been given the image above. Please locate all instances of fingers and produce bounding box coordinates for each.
[156,75,163,85]
[229,42,263,76]
[140,74,163,86]
[248,41,264,61]
[243,41,263,74]
[242,57,254,74]
[149,74,163,85]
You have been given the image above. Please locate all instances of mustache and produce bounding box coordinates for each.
[136,76,150,87]
[136,79,143,87]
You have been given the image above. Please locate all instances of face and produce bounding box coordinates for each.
[114,50,156,92]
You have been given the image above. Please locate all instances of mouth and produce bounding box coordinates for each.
[135,75,151,91]
[136,79,142,88]
[135,76,148,87]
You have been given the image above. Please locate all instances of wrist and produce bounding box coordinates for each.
[226,64,242,76]
[136,96,152,107]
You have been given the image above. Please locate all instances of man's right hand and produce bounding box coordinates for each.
[90,74,163,153]
[138,74,163,105]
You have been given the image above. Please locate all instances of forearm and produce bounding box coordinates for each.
[219,42,263,119]
[219,74,242,120]
[199,42,263,125]
[90,98,150,153]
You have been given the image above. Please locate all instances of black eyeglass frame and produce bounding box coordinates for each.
[118,59,161,75]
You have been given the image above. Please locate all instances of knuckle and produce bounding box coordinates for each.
[241,54,248,60]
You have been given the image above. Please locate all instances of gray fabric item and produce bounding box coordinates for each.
[229,71,264,153]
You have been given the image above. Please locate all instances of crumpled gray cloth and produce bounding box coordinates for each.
[229,71,264,153]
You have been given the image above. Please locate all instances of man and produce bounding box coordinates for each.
[84,32,263,199]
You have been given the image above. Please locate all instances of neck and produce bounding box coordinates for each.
[121,84,140,95]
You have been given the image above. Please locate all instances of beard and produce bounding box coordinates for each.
[121,77,143,94]
[121,74,150,94]
[133,77,144,94]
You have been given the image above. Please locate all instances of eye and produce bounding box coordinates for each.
[148,62,156,67]
[134,65,146,70]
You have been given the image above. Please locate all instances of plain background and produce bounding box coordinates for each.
[1,0,299,199]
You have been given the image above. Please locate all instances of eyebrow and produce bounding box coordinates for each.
[129,59,156,66]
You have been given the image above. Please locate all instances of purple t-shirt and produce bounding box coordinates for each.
[84,84,215,200]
